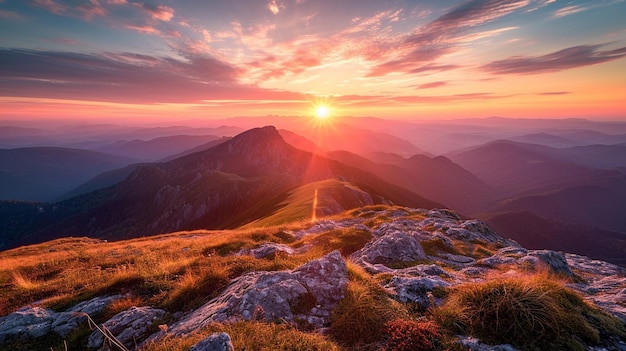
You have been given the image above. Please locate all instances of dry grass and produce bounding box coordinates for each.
[0,219,324,316]
[142,321,341,351]
[434,272,626,351]
[329,261,409,349]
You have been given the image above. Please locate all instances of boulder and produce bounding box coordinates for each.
[350,230,426,266]
[53,295,124,338]
[168,251,348,335]
[457,336,519,351]
[384,276,449,308]
[189,332,234,351]
[246,243,295,259]
[527,250,573,276]
[88,306,166,350]
[0,306,56,343]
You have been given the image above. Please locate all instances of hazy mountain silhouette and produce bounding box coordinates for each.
[447,140,603,197]
[95,135,223,161]
[483,211,626,266]
[0,147,136,201]
[327,150,494,214]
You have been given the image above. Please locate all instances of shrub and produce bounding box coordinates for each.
[385,319,441,351]
[434,274,626,351]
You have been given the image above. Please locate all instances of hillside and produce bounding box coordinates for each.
[0,126,441,250]
[327,151,494,213]
[1,205,624,351]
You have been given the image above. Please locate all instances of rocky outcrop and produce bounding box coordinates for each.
[240,243,296,259]
[350,229,426,266]
[88,306,166,350]
[566,254,626,322]
[0,307,56,343]
[189,332,234,351]
[0,295,124,344]
[457,336,520,351]
[384,276,449,308]
[168,250,348,335]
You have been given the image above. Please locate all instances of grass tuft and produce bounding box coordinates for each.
[434,273,626,351]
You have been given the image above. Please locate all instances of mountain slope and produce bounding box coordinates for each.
[1,126,441,249]
[482,211,626,266]
[447,140,603,197]
[94,134,223,161]
[328,150,494,213]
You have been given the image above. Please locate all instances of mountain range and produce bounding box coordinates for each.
[2,118,626,267]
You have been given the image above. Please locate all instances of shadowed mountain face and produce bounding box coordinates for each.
[0,126,441,249]
[327,151,494,214]
[447,140,605,197]
[0,147,136,201]
[483,211,626,266]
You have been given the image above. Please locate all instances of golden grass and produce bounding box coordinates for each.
[142,321,341,351]
[433,271,626,351]
[329,260,410,349]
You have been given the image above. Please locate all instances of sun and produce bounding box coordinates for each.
[315,105,331,119]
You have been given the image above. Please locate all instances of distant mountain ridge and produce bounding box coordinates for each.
[0,126,441,250]
[0,147,136,201]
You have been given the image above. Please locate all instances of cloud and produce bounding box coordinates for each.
[134,2,174,22]
[410,64,460,74]
[125,24,161,35]
[367,0,530,76]
[538,91,571,95]
[78,0,107,20]
[416,81,448,89]
[553,5,586,18]
[267,0,283,15]
[32,0,68,15]
[482,45,626,75]
[0,49,305,104]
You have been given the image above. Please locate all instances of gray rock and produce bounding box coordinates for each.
[53,295,124,338]
[384,276,449,308]
[457,336,520,351]
[0,306,56,343]
[350,230,426,266]
[396,264,449,277]
[88,306,166,350]
[189,332,234,351]
[247,243,295,259]
[528,250,573,276]
[168,251,348,335]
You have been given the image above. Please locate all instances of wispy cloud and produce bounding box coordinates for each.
[367,0,529,76]
[538,91,571,95]
[482,44,626,75]
[416,81,448,89]
[134,2,174,22]
[267,0,284,15]
[0,49,304,103]
[32,0,68,15]
[553,5,586,18]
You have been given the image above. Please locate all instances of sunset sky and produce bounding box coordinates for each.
[1,0,626,121]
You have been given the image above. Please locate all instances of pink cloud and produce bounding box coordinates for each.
[482,45,626,75]
[134,2,174,22]
[32,0,68,15]
[416,81,448,89]
[125,24,161,35]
